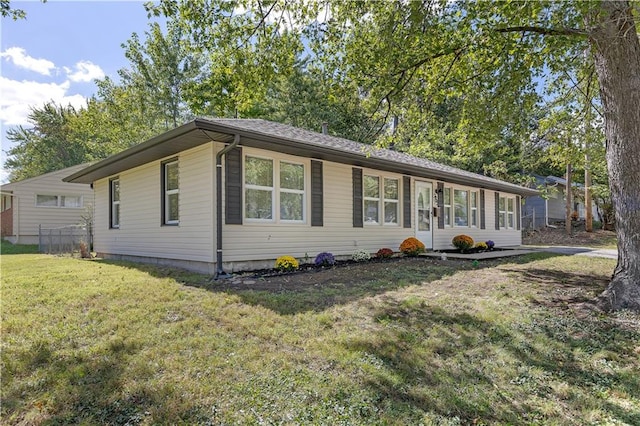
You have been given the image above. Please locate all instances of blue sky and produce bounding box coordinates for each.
[1,0,158,182]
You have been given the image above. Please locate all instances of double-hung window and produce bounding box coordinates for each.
[279,161,304,222]
[443,188,452,227]
[470,191,478,227]
[110,178,120,229]
[363,175,399,225]
[383,178,399,224]
[454,189,469,226]
[499,196,515,229]
[163,160,179,225]
[244,155,306,222]
[364,175,380,224]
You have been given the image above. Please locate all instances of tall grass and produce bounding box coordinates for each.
[2,253,638,424]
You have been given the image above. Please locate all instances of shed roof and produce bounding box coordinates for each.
[64,118,537,196]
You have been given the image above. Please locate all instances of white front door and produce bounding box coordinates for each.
[415,181,433,249]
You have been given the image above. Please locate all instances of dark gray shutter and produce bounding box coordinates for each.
[495,192,500,230]
[311,160,323,226]
[437,182,445,229]
[352,168,363,228]
[403,176,411,228]
[480,189,486,230]
[516,195,521,230]
[225,146,243,225]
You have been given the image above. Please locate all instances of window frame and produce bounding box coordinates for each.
[453,189,469,227]
[383,177,399,225]
[279,160,306,223]
[109,177,120,229]
[441,185,479,229]
[362,172,401,227]
[470,191,478,228]
[499,195,516,229]
[161,158,180,226]
[35,194,83,209]
[243,153,307,224]
[443,187,452,227]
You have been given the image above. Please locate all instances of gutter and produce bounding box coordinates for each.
[213,133,240,279]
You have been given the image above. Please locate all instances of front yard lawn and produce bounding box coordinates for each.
[2,252,639,425]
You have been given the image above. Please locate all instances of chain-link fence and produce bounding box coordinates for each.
[38,224,92,255]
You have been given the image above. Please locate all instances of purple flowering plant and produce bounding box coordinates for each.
[315,252,336,267]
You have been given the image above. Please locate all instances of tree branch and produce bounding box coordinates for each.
[495,26,589,38]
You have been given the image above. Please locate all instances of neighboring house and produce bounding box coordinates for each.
[1,164,94,245]
[523,175,599,230]
[64,118,537,275]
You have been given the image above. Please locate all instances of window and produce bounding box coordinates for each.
[364,175,380,223]
[162,160,179,225]
[443,188,452,227]
[499,196,515,229]
[245,156,274,220]
[110,178,120,229]
[454,189,468,226]
[280,161,304,221]
[363,175,399,225]
[36,195,83,208]
[383,178,399,224]
[470,191,478,227]
[244,156,306,222]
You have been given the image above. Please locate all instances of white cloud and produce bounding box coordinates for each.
[0,77,86,126]
[65,60,105,83]
[0,47,56,76]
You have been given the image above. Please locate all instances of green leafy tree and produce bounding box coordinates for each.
[5,103,90,181]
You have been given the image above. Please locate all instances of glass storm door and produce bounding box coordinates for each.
[415,181,433,249]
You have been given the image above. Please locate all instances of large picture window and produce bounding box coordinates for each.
[163,160,179,225]
[110,178,120,229]
[244,155,306,222]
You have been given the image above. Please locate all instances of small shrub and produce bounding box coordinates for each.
[452,234,474,251]
[399,237,426,256]
[376,248,394,259]
[352,249,371,262]
[274,255,299,272]
[314,252,336,267]
[474,242,488,250]
[485,240,495,249]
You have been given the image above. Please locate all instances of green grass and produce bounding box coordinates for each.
[1,240,39,255]
[2,253,639,425]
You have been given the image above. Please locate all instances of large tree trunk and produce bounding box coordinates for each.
[591,1,640,312]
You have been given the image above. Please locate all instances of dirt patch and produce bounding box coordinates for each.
[215,257,464,292]
[523,227,616,248]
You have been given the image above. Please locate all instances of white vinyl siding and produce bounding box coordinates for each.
[0,164,94,244]
[93,144,215,263]
[434,189,521,249]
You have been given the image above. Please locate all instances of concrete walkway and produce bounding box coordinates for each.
[524,245,618,259]
[421,246,617,261]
